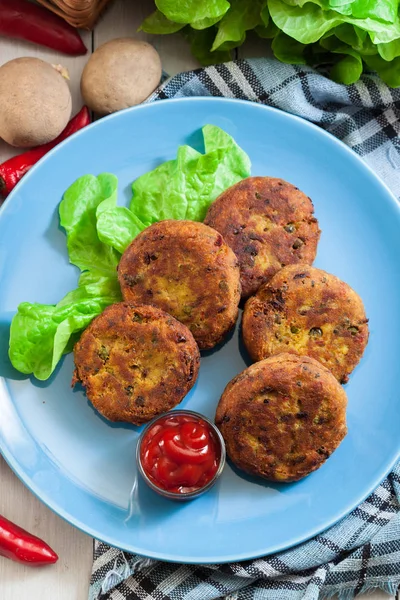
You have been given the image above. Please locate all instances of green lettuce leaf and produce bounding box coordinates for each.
[140,9,185,33]
[9,275,121,381]
[333,24,377,55]
[211,0,265,51]
[378,38,400,61]
[349,0,397,23]
[255,23,279,39]
[140,0,400,85]
[9,124,253,380]
[96,207,146,254]
[325,0,353,17]
[272,31,307,63]
[261,3,270,25]
[130,124,251,224]
[330,48,363,83]
[9,173,124,380]
[268,0,400,45]
[155,0,230,24]
[254,4,279,39]
[59,173,120,275]
[130,155,189,223]
[366,20,400,45]
[191,16,225,29]
[185,26,233,64]
[363,53,400,86]
[96,125,251,254]
[268,0,343,43]
[57,271,122,306]
[282,0,397,21]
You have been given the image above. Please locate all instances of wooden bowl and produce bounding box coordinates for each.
[36,0,113,29]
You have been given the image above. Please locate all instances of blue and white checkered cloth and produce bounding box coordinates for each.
[89,58,400,600]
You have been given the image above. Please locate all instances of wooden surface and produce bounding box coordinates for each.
[0,1,397,599]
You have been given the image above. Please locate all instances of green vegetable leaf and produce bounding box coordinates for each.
[268,0,344,44]
[9,172,125,380]
[350,0,397,23]
[319,33,344,51]
[9,287,120,381]
[363,53,400,86]
[378,38,400,61]
[330,48,363,83]
[255,5,279,39]
[155,0,230,24]
[325,0,353,17]
[363,19,400,45]
[255,22,279,39]
[268,0,400,46]
[140,9,185,33]
[261,3,270,26]
[185,125,251,220]
[191,16,224,29]
[129,124,251,225]
[97,207,146,254]
[272,31,307,64]
[185,26,233,65]
[9,123,252,380]
[59,174,120,275]
[211,0,265,52]
[57,271,122,306]
[283,0,397,21]
[139,0,400,86]
[334,24,376,55]
[130,156,188,223]
[217,37,246,51]
[96,125,250,252]
[277,0,324,7]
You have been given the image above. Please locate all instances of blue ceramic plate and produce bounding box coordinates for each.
[1,98,399,563]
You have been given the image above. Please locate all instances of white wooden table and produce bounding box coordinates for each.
[0,2,397,599]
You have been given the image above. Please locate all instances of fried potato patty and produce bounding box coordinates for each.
[215,353,347,482]
[204,177,320,299]
[242,265,369,383]
[72,303,200,425]
[118,220,241,350]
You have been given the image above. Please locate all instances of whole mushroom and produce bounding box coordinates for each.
[0,58,72,147]
[80,38,162,115]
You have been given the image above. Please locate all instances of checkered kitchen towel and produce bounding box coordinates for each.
[89,58,400,600]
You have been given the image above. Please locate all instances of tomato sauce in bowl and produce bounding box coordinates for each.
[137,410,226,500]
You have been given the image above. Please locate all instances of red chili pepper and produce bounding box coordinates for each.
[0,106,91,198]
[0,0,87,56]
[0,515,58,566]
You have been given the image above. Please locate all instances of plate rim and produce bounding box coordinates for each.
[1,96,400,563]
[1,434,400,564]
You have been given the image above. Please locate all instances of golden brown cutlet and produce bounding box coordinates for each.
[204,177,320,299]
[72,303,200,425]
[118,220,241,350]
[242,264,369,383]
[215,353,348,482]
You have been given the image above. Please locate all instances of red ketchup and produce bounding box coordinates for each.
[140,414,221,494]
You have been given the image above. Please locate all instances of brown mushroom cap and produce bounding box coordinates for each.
[0,58,71,148]
[80,38,162,115]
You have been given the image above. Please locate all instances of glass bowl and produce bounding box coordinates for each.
[136,409,226,501]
